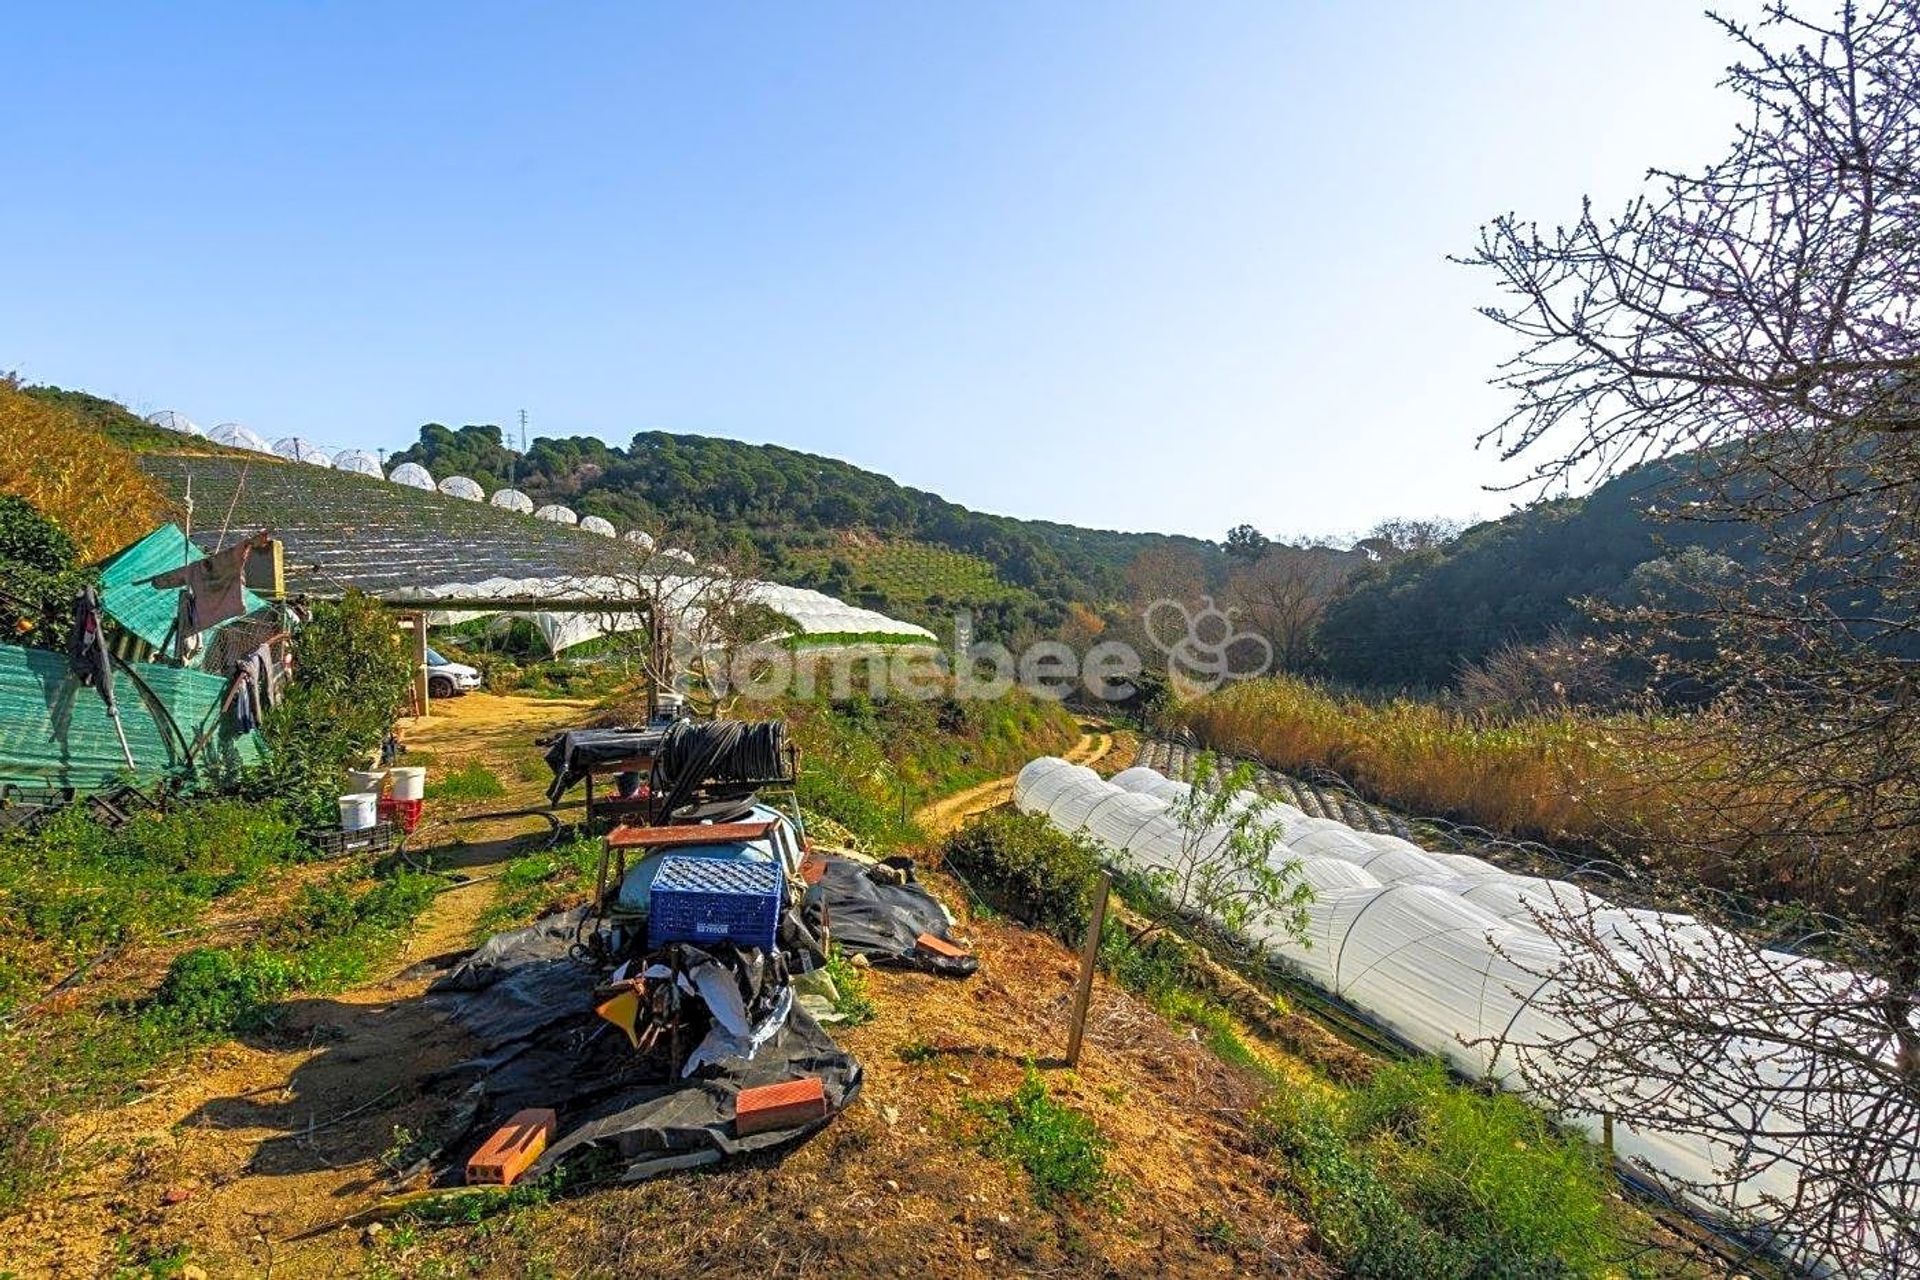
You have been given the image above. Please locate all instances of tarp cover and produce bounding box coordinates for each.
[542,726,669,803]
[429,908,862,1181]
[803,855,978,976]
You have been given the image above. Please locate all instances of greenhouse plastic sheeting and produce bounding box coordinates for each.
[409,571,937,656]
[1015,755,1894,1266]
[388,462,435,490]
[489,487,535,513]
[0,643,257,790]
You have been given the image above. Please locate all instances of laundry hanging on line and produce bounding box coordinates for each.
[150,534,267,653]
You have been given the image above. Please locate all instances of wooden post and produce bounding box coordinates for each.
[1065,871,1112,1068]
[411,611,430,719]
[1602,1111,1614,1159]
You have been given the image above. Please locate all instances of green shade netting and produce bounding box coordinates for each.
[96,524,267,652]
[0,643,259,792]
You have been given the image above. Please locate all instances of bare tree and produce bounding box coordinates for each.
[1463,3,1920,1270]
[588,536,778,719]
[1225,543,1353,671]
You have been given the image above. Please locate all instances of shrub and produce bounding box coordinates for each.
[941,810,1101,940]
[242,591,415,820]
[967,1067,1109,1207]
[148,946,299,1038]
[0,494,92,649]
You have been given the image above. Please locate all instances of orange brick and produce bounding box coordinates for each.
[466,1108,557,1186]
[734,1077,828,1136]
[915,931,970,960]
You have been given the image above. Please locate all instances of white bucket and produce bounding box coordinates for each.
[338,792,379,832]
[390,766,427,802]
[348,769,387,795]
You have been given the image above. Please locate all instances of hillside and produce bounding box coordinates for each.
[389,423,1227,631]
[1314,457,1756,689]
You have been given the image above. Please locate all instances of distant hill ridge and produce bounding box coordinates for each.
[388,423,1225,628]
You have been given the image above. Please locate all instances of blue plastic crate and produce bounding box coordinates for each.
[647,856,784,953]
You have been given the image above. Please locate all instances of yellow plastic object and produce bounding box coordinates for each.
[596,988,643,1049]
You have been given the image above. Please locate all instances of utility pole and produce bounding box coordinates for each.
[509,408,528,490]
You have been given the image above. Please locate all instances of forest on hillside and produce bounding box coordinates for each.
[389,422,1225,634]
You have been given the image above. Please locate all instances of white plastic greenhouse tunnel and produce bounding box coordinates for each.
[1017,755,1891,1274]
[533,504,578,525]
[437,475,485,501]
[388,462,435,491]
[145,410,205,436]
[209,422,273,453]
[622,529,656,550]
[579,515,617,537]
[273,437,334,466]
[403,571,935,656]
[489,487,535,514]
[333,449,384,477]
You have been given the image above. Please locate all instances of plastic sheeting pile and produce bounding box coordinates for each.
[1016,755,1900,1274]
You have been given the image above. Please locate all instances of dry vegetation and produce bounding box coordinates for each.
[1175,675,1683,846]
[0,381,169,559]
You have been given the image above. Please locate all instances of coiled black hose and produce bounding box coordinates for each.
[653,720,788,818]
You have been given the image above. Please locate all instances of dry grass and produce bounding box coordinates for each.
[1175,676,1693,849]
[0,381,169,559]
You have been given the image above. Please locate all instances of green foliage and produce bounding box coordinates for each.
[424,760,507,802]
[822,945,877,1026]
[0,494,90,648]
[391,422,1228,633]
[473,836,602,937]
[246,591,415,820]
[0,840,438,1213]
[777,682,1077,852]
[941,810,1100,941]
[1141,751,1314,949]
[1317,456,1754,690]
[784,538,1027,625]
[967,1067,1110,1207]
[0,800,307,1011]
[1257,1060,1618,1278]
[147,945,300,1038]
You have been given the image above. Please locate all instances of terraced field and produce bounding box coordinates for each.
[786,538,1021,604]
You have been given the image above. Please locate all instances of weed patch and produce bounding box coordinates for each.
[473,837,600,938]
[967,1067,1110,1208]
[1256,1059,1620,1278]
[424,760,508,803]
[822,946,876,1026]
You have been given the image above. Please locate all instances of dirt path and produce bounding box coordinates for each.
[5,694,593,1279]
[915,718,1124,838]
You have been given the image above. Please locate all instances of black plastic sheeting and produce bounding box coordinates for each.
[427,907,862,1182]
[803,856,979,977]
[542,727,667,804]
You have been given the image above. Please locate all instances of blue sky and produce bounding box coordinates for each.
[1,2,1740,541]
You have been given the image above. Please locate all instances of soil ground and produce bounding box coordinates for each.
[1,695,1326,1279]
